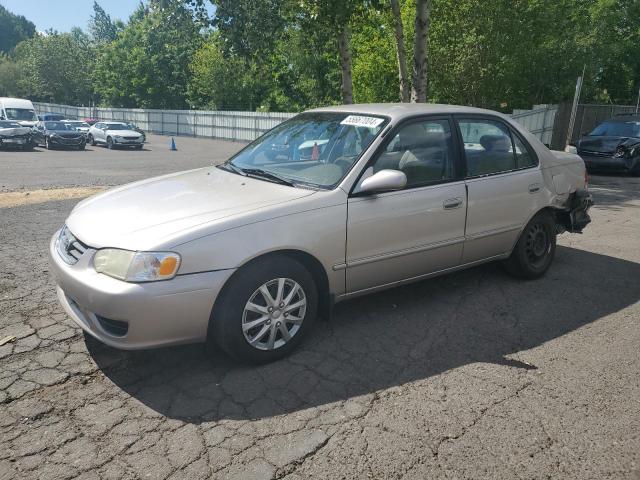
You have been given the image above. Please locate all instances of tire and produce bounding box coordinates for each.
[45,138,52,150]
[88,134,96,146]
[503,211,556,279]
[135,144,143,150]
[209,255,318,364]
[78,143,86,151]
[106,137,114,149]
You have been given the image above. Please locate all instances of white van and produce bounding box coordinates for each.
[0,98,38,127]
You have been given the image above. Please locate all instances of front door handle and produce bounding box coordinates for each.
[528,183,541,193]
[443,197,463,209]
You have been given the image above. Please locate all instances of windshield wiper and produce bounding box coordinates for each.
[239,168,295,187]
[218,162,245,175]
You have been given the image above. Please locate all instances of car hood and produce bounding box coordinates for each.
[0,127,31,136]
[105,129,141,136]
[17,121,37,127]
[66,167,316,250]
[576,135,640,154]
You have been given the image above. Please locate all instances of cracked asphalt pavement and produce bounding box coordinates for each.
[1,137,639,479]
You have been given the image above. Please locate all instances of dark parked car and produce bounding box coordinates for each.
[0,120,36,150]
[34,121,86,150]
[574,115,640,176]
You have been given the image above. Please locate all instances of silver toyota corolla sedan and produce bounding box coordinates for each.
[50,104,593,363]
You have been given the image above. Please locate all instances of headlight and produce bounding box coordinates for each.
[93,249,181,282]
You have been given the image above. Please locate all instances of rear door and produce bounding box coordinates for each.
[455,116,543,263]
[345,116,467,293]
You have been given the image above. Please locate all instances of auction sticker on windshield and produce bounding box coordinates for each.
[340,115,385,128]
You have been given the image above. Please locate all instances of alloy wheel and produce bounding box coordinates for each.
[242,278,307,351]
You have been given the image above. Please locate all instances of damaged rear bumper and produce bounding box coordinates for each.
[557,190,593,233]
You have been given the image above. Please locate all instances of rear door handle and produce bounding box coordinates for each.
[528,183,541,193]
[443,197,463,209]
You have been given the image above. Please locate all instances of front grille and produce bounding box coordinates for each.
[123,136,139,141]
[96,315,129,337]
[58,136,82,144]
[56,226,89,265]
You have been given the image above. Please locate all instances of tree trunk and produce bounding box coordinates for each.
[390,0,409,102]
[411,0,430,103]
[338,26,354,104]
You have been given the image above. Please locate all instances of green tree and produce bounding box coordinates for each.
[89,1,119,44]
[93,2,202,108]
[0,4,36,53]
[3,32,94,104]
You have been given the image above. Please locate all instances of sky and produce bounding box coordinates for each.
[1,0,147,33]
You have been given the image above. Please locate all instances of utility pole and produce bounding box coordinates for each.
[566,65,585,148]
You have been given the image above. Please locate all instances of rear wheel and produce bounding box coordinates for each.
[209,255,318,364]
[503,211,556,279]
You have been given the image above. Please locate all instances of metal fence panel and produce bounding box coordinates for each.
[34,101,571,146]
[33,102,296,142]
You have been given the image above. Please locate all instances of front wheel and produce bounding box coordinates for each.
[45,138,52,150]
[503,211,556,279]
[209,255,318,364]
[88,134,96,146]
[106,137,114,149]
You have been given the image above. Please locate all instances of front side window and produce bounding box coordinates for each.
[459,119,517,176]
[370,119,456,187]
[226,112,388,189]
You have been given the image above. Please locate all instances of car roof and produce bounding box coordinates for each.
[307,103,507,121]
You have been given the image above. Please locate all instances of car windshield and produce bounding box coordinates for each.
[589,120,640,138]
[106,123,128,130]
[5,108,37,121]
[66,121,89,128]
[45,121,74,130]
[226,112,388,188]
[0,121,21,128]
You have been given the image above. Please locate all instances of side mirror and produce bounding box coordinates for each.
[359,169,407,194]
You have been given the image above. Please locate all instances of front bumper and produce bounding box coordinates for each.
[113,137,143,146]
[580,154,637,172]
[49,231,235,349]
[49,136,86,148]
[0,136,33,148]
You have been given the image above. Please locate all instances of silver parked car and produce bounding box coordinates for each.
[87,121,144,149]
[50,104,593,363]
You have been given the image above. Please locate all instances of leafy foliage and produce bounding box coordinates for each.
[0,4,36,54]
[1,0,639,111]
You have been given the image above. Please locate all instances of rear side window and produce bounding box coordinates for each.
[513,134,536,168]
[372,119,456,187]
[459,119,516,176]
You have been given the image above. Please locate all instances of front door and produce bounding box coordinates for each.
[346,117,467,293]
